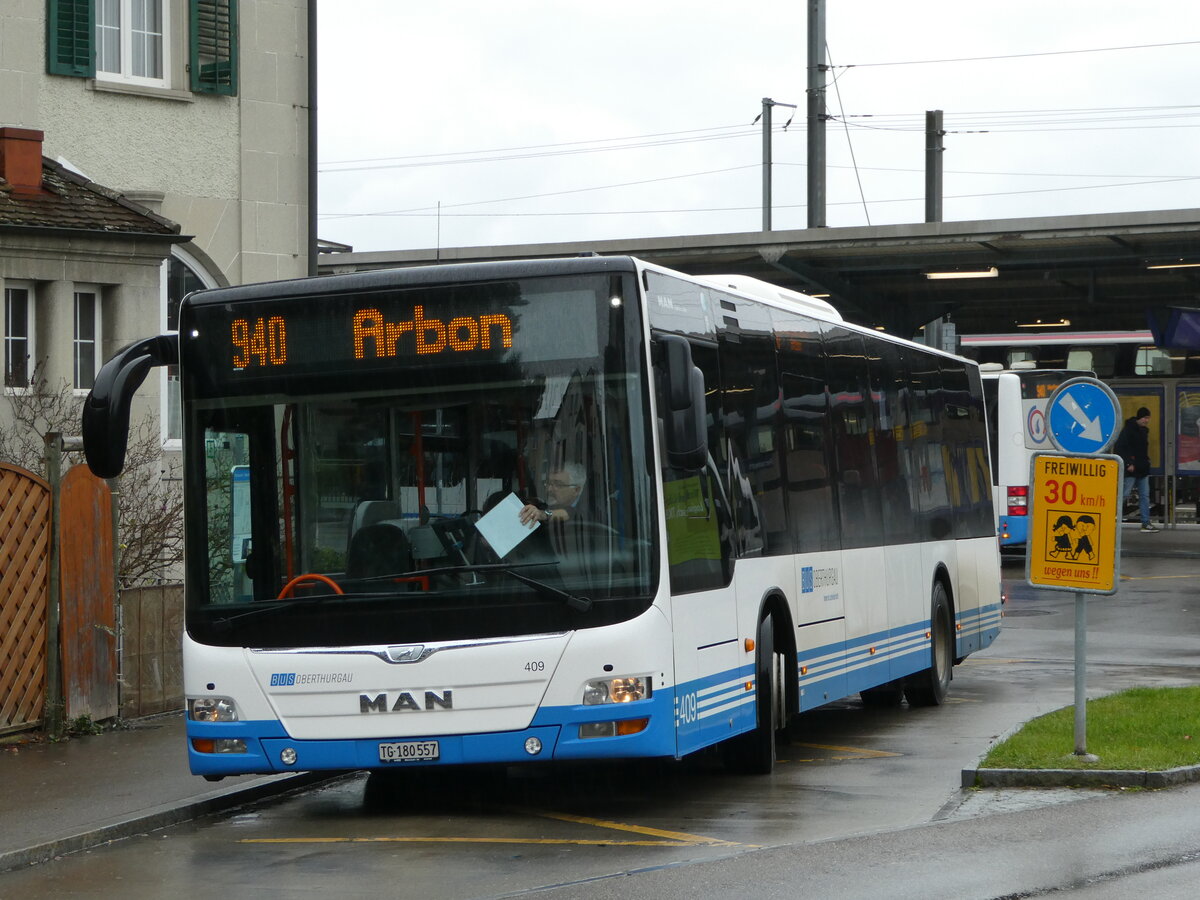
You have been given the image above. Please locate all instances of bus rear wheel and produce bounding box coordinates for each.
[905,581,952,707]
[723,615,783,775]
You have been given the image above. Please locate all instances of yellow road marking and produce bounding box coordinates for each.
[789,742,900,760]
[241,836,712,846]
[240,806,743,848]
[518,808,740,846]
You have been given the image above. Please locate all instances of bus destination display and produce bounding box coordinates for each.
[227,305,515,371]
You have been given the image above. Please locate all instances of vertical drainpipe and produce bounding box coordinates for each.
[307,0,318,276]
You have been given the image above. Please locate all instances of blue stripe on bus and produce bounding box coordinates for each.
[672,665,758,757]
[186,692,676,776]
[957,601,1003,657]
[186,606,1004,775]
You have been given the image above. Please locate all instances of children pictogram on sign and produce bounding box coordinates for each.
[1073,515,1097,562]
[1049,515,1075,559]
[1045,513,1098,562]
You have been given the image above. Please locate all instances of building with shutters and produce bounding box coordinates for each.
[1,0,310,448]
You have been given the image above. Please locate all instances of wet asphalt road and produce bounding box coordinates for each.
[3,545,1199,899]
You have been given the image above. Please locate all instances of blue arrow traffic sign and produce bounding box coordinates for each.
[1045,377,1121,454]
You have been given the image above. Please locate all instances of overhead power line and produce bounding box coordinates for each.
[320,104,1200,174]
[319,165,759,221]
[838,39,1200,69]
[321,123,753,167]
[320,127,764,173]
[321,176,1200,221]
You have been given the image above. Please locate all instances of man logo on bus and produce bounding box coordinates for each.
[360,691,454,713]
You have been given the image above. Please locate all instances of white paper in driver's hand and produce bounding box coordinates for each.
[474,492,539,559]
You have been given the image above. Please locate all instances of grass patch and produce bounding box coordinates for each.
[981,686,1200,771]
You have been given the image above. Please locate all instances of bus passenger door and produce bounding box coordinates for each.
[662,465,741,756]
[655,335,741,756]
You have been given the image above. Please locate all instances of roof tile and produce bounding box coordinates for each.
[0,158,180,237]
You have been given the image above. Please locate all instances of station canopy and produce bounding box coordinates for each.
[319,208,1200,342]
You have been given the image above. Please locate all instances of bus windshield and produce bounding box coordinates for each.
[181,272,656,648]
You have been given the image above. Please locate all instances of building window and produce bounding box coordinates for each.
[74,288,101,390]
[189,0,239,95]
[97,0,167,85]
[47,0,238,96]
[4,284,33,389]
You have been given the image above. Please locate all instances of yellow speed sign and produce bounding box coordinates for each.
[1027,453,1122,594]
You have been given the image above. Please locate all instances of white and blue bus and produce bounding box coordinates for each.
[979,366,1092,549]
[82,256,1001,778]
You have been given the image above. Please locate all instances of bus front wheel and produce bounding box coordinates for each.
[723,615,783,775]
[905,581,952,707]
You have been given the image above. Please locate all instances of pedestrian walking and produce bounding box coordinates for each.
[1113,406,1157,532]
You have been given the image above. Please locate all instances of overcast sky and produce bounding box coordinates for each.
[317,1,1200,254]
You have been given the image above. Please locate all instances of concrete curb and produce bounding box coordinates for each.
[0,771,345,874]
[962,764,1200,790]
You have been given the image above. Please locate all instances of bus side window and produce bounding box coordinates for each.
[940,360,994,539]
[908,357,953,540]
[772,310,839,554]
[718,299,783,557]
[823,325,884,550]
[657,338,735,594]
[1136,346,1179,376]
[871,341,918,544]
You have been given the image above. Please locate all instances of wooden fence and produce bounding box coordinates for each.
[0,463,50,733]
[118,584,184,718]
[0,458,154,732]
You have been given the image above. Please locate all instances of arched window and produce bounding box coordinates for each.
[164,249,219,444]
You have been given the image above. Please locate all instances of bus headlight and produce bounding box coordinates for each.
[582,676,652,705]
[188,696,239,722]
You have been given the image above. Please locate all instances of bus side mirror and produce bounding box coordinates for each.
[658,335,707,470]
[82,334,178,479]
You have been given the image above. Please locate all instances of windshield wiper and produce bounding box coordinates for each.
[349,561,592,612]
[497,567,593,612]
[208,590,356,633]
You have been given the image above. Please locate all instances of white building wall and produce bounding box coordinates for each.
[0,0,310,290]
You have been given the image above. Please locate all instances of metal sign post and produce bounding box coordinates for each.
[1027,377,1122,760]
[1074,592,1089,757]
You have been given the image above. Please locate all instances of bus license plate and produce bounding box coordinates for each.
[378,741,439,763]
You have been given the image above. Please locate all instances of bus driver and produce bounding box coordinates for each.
[519,463,588,527]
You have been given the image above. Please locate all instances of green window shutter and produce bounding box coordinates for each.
[46,0,95,78]
[190,0,238,96]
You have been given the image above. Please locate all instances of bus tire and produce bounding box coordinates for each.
[905,581,952,707]
[723,615,781,775]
